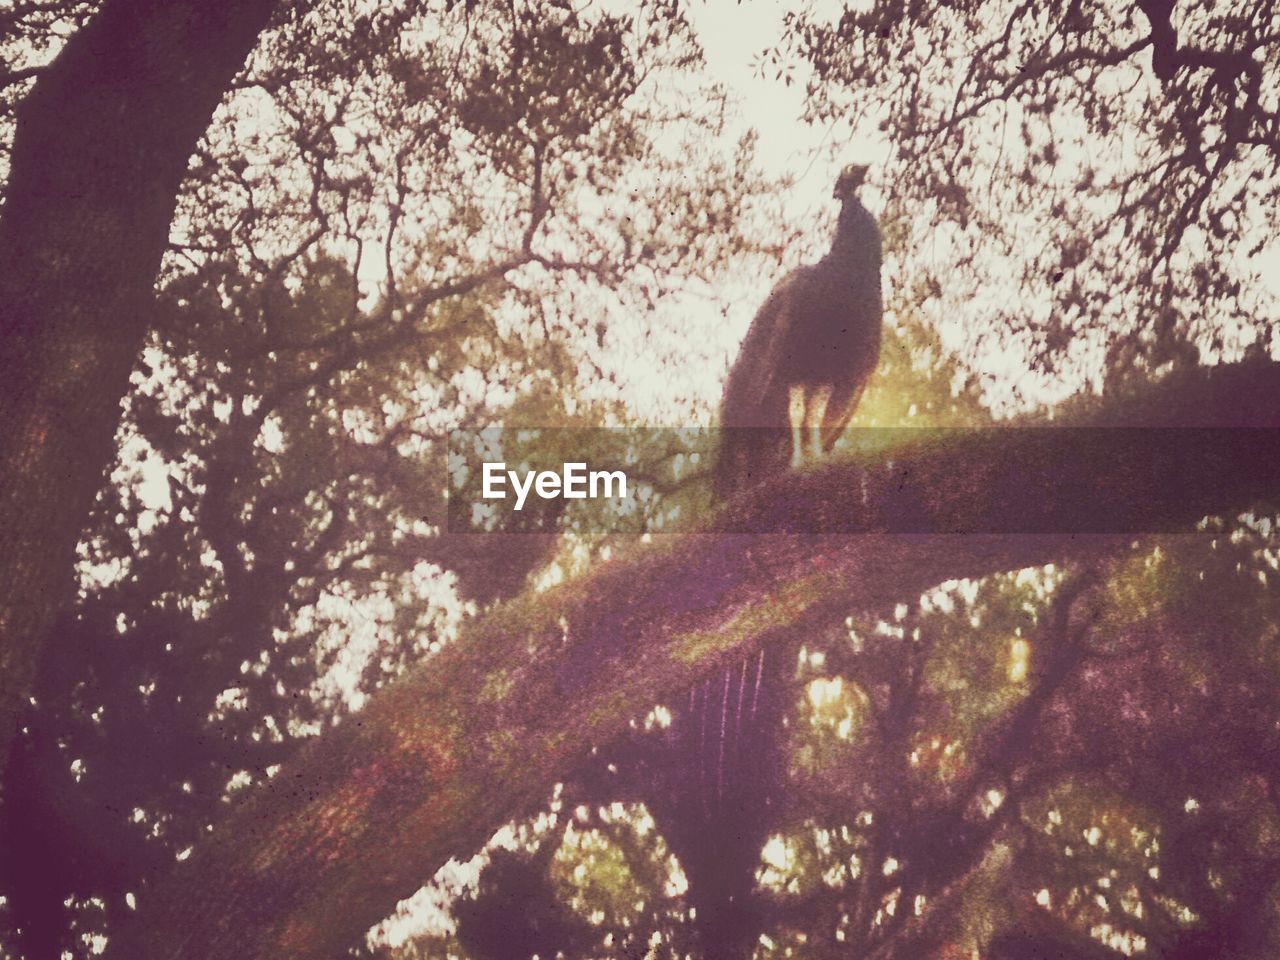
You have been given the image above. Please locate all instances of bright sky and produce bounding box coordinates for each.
[690,0,857,189]
[592,0,893,424]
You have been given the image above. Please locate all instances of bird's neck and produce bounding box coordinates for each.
[825,196,880,267]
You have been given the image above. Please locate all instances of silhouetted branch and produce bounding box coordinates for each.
[109,360,1280,959]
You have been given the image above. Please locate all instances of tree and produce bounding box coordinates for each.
[0,0,769,789]
[776,0,1279,398]
[97,357,1280,960]
[1,1,777,955]
[0,0,281,789]
[4,1,1280,958]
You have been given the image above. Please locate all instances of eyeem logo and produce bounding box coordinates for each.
[482,462,628,512]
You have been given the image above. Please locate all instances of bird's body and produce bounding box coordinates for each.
[716,164,883,493]
[662,164,883,958]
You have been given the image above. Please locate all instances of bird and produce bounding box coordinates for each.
[650,163,883,958]
[715,161,883,495]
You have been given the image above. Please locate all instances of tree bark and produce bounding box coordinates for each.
[0,0,279,784]
[107,361,1280,959]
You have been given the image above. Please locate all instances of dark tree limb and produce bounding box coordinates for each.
[0,0,281,782]
[108,360,1280,959]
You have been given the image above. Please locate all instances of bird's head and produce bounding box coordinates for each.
[833,163,870,201]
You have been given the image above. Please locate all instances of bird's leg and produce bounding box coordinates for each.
[823,384,865,452]
[788,385,807,470]
[806,385,833,462]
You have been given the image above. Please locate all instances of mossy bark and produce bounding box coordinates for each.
[109,361,1280,959]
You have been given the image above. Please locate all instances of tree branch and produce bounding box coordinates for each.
[105,359,1280,959]
[0,0,282,795]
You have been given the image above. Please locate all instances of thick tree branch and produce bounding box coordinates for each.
[0,0,281,789]
[109,360,1280,959]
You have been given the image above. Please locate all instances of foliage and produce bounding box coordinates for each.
[0,1,777,955]
[778,0,1280,404]
[2,1,1279,959]
[396,528,1280,960]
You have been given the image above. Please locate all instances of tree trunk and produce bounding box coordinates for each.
[107,361,1280,959]
[0,0,279,785]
